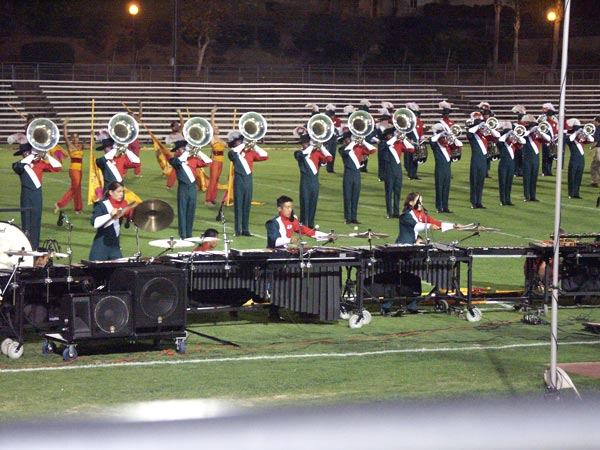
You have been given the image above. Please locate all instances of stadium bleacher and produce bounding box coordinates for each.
[1,80,597,145]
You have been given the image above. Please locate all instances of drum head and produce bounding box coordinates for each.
[0,221,33,269]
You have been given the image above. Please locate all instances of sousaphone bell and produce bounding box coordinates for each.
[307,113,334,146]
[26,118,60,157]
[108,113,139,153]
[239,111,267,142]
[183,117,213,156]
[348,110,375,142]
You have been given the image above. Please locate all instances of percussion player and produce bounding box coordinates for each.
[89,181,134,261]
[193,228,219,252]
[265,195,329,249]
[378,192,457,317]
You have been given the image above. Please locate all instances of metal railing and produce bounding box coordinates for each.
[3,62,600,86]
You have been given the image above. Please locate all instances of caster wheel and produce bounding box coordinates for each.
[42,341,56,355]
[1,338,13,356]
[340,308,351,320]
[434,299,449,313]
[176,339,186,355]
[348,314,364,329]
[7,341,23,359]
[466,307,482,323]
[62,346,78,362]
[361,310,372,325]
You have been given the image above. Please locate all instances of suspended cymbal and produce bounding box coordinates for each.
[148,238,194,249]
[132,199,174,232]
[49,252,69,258]
[184,236,220,244]
[456,223,499,232]
[349,231,390,239]
[5,250,47,257]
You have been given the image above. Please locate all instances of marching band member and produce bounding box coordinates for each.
[227,130,269,237]
[12,143,62,248]
[541,102,558,176]
[379,125,414,219]
[405,102,425,180]
[293,128,332,228]
[397,192,458,244]
[88,181,133,261]
[497,121,525,206]
[125,101,143,177]
[590,116,600,188]
[467,109,500,209]
[95,132,141,192]
[522,114,551,202]
[164,111,185,189]
[265,195,329,249]
[377,102,394,181]
[324,103,342,173]
[54,119,84,215]
[205,106,226,205]
[478,102,495,178]
[511,105,528,177]
[170,140,212,239]
[566,119,594,199]
[431,101,463,213]
[339,128,376,224]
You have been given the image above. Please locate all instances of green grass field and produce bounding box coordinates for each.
[1,143,599,420]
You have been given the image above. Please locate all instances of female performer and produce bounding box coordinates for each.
[89,181,133,261]
[396,192,458,245]
[55,119,84,214]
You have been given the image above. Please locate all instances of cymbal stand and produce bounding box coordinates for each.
[220,210,231,273]
[133,225,142,261]
[64,216,74,283]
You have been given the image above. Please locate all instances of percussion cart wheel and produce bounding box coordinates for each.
[465,307,483,322]
[176,338,186,354]
[42,340,57,354]
[62,345,78,362]
[340,307,351,320]
[7,340,24,359]
[434,299,449,313]
[348,314,364,329]
[361,310,372,325]
[1,338,13,355]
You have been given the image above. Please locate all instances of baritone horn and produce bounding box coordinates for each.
[307,113,334,145]
[348,110,374,142]
[392,108,416,137]
[513,124,527,137]
[582,123,596,137]
[108,113,139,154]
[239,111,267,142]
[183,117,213,155]
[26,118,60,157]
[537,121,551,136]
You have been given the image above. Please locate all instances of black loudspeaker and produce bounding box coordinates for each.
[109,265,187,331]
[62,292,133,341]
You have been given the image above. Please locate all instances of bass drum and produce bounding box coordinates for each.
[0,221,34,269]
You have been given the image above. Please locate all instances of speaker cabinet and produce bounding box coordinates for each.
[109,265,187,331]
[62,292,133,341]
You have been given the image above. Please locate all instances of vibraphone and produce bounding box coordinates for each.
[163,247,363,321]
[349,243,474,312]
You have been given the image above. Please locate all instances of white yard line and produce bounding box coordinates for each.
[1,340,599,374]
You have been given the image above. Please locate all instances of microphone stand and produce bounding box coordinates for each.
[219,207,231,273]
[133,225,142,261]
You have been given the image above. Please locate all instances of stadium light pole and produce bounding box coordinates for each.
[128,2,140,79]
[547,8,559,79]
[172,0,178,83]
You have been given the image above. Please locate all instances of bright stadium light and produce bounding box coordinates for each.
[547,10,557,22]
[128,3,140,16]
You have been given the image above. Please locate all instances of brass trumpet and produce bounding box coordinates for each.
[581,123,596,137]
